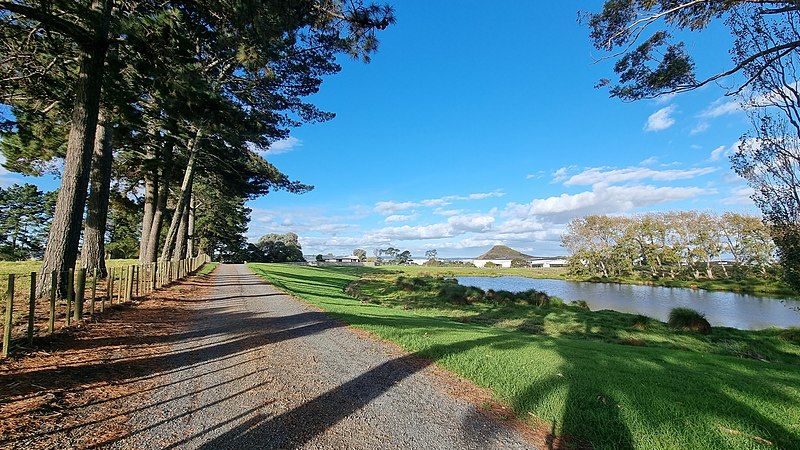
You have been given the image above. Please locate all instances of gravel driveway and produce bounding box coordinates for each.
[113,264,536,449]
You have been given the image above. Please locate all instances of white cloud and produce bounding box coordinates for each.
[434,208,462,217]
[374,201,417,214]
[700,98,742,118]
[505,184,713,223]
[690,122,710,135]
[385,213,417,223]
[267,137,302,154]
[447,214,494,232]
[563,166,716,186]
[552,166,576,182]
[374,191,504,215]
[639,156,659,166]
[644,105,677,131]
[709,145,727,161]
[723,186,755,205]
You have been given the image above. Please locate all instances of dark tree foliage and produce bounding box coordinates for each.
[0,183,55,259]
[104,192,142,259]
[251,232,305,263]
[588,1,800,100]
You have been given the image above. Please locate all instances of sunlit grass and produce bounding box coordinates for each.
[250,263,800,450]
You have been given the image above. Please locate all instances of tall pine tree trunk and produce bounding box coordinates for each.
[38,0,111,296]
[139,133,159,263]
[144,139,173,263]
[174,180,192,261]
[80,107,114,278]
[161,130,200,261]
[187,194,195,258]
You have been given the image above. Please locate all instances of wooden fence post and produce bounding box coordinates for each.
[107,267,114,308]
[75,268,86,321]
[135,265,140,297]
[117,267,124,302]
[48,271,56,333]
[66,268,74,326]
[3,274,14,357]
[126,265,134,301]
[90,267,98,315]
[27,272,36,345]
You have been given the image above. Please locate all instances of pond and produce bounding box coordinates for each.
[455,276,800,330]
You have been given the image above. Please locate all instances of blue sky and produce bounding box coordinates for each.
[1,1,759,257]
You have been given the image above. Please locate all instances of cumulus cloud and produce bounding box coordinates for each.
[505,184,713,223]
[700,98,742,118]
[723,186,755,205]
[373,191,504,214]
[447,214,495,232]
[249,137,303,156]
[385,213,417,223]
[374,201,418,214]
[562,166,716,186]
[266,137,302,155]
[709,145,727,161]
[644,105,677,131]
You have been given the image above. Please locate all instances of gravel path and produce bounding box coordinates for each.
[112,264,537,449]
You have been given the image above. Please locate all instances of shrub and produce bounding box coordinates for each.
[570,300,590,309]
[485,289,515,303]
[668,308,711,334]
[629,314,651,330]
[510,258,529,268]
[438,284,484,305]
[483,262,500,268]
[619,338,646,347]
[516,319,545,334]
[395,276,414,291]
[779,327,800,344]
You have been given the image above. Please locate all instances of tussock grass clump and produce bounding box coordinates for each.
[438,283,484,305]
[668,308,711,334]
[485,289,516,303]
[515,289,553,307]
[570,300,590,309]
[780,327,800,344]
[630,314,652,330]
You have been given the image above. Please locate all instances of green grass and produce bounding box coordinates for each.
[197,262,219,276]
[377,264,567,279]
[249,263,800,450]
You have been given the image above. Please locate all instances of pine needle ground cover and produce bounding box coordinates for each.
[249,263,800,450]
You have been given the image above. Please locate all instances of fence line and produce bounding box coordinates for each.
[1,254,211,358]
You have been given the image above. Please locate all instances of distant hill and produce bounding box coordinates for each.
[475,245,532,260]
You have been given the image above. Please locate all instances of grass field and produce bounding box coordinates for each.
[249,263,800,450]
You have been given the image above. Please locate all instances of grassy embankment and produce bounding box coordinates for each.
[197,261,219,276]
[377,264,796,298]
[249,263,800,450]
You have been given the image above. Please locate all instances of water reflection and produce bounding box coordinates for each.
[455,276,800,330]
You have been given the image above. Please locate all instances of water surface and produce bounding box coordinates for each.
[455,276,800,330]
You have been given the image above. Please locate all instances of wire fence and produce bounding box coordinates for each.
[1,254,210,358]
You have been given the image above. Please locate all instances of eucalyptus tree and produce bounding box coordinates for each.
[588,1,800,287]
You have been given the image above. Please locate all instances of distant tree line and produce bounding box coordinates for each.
[562,212,776,280]
[589,1,800,290]
[0,183,55,260]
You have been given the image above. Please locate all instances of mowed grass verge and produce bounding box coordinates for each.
[249,263,800,450]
